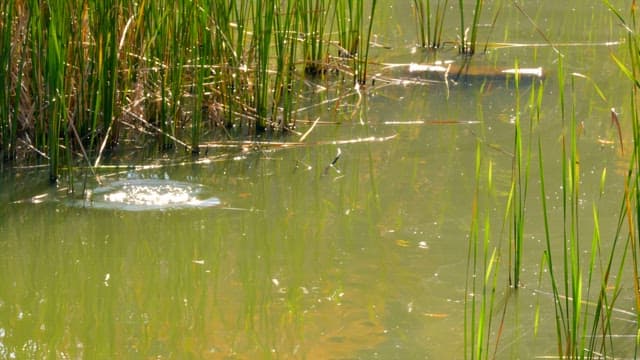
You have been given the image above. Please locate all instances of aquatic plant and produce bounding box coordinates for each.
[0,0,17,161]
[533,54,627,358]
[335,0,360,62]
[464,143,500,360]
[413,0,448,49]
[0,0,382,181]
[411,0,491,54]
[359,0,378,85]
[507,61,528,289]
[458,0,484,55]
[299,0,331,75]
[605,0,640,355]
[334,0,378,85]
[465,49,629,359]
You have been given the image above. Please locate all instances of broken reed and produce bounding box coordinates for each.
[0,0,379,181]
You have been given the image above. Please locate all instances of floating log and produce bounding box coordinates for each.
[381,61,543,85]
[408,61,543,82]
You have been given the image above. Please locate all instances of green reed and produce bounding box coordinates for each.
[272,0,299,129]
[508,62,524,288]
[335,0,359,61]
[1,0,382,180]
[359,0,378,84]
[547,56,585,357]
[189,4,207,154]
[2,0,389,176]
[464,143,500,360]
[0,1,14,160]
[251,2,274,129]
[607,0,640,352]
[463,51,628,357]
[626,84,640,356]
[210,0,246,128]
[334,0,378,85]
[44,0,71,182]
[535,55,626,358]
[299,0,330,75]
[413,0,448,49]
[411,0,488,53]
[458,0,481,55]
[27,0,45,156]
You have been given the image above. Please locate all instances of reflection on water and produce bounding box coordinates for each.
[82,179,221,211]
[0,0,635,358]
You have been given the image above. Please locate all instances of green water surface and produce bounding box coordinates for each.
[0,1,636,358]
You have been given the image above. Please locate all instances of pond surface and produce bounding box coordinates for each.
[0,1,636,358]
[75,178,221,211]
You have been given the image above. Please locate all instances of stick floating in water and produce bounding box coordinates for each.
[404,62,544,79]
[501,67,543,77]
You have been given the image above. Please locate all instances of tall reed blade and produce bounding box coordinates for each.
[253,1,274,129]
[458,0,484,55]
[508,61,532,289]
[0,0,13,160]
[300,0,330,75]
[272,0,298,129]
[45,3,67,182]
[465,142,499,360]
[413,0,448,48]
[358,0,378,84]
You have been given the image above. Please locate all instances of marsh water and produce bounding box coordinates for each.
[0,1,636,358]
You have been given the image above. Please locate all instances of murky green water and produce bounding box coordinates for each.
[1,1,636,358]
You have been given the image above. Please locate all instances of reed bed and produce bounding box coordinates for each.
[0,0,381,181]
